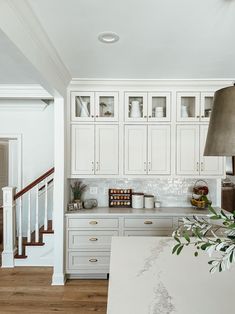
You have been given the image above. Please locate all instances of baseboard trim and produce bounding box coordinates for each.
[51,272,66,286]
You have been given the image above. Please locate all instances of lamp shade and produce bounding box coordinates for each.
[204,85,235,156]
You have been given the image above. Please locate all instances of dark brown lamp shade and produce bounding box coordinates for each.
[204,86,235,156]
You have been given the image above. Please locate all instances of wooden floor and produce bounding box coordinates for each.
[0,247,108,313]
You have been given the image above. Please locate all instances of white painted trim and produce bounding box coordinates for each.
[0,84,53,99]
[70,79,234,88]
[0,1,70,96]
[51,273,66,286]
[52,97,65,286]
[0,100,49,111]
[0,134,22,191]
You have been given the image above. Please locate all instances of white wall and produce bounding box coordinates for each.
[0,102,54,188]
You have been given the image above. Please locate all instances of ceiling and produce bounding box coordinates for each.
[28,0,235,80]
[0,0,235,83]
[0,29,37,84]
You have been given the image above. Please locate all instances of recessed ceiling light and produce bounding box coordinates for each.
[98,32,119,44]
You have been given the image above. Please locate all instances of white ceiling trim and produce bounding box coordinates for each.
[0,84,53,99]
[0,0,71,96]
[0,99,49,111]
[69,79,234,90]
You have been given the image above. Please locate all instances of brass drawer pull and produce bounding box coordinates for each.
[89,258,98,263]
[89,221,98,225]
[144,221,153,225]
[89,237,98,241]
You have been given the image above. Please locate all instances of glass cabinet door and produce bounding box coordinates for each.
[71,92,95,122]
[148,92,171,121]
[125,92,148,122]
[95,92,119,121]
[200,92,214,121]
[177,92,200,121]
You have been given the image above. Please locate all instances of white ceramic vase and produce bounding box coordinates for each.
[130,101,141,118]
[80,101,89,117]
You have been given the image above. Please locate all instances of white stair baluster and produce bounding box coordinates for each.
[27,191,31,243]
[44,178,48,231]
[18,197,23,256]
[35,184,39,243]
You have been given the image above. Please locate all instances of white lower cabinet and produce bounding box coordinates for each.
[66,213,175,278]
[176,125,224,176]
[71,124,119,176]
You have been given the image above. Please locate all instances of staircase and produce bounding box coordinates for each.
[1,168,55,267]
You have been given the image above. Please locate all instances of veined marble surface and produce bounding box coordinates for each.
[107,237,235,314]
[65,206,220,216]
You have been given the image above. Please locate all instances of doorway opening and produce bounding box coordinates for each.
[0,135,21,255]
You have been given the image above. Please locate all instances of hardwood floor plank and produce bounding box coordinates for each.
[0,266,108,313]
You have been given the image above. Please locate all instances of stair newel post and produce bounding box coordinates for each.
[1,187,17,267]
[27,190,31,243]
[44,178,48,231]
[18,196,23,256]
[35,184,39,243]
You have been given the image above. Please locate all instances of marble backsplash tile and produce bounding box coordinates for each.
[69,178,218,208]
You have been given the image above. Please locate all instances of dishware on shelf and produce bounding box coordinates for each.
[132,193,144,209]
[130,100,142,118]
[155,107,164,118]
[181,105,189,117]
[144,194,154,209]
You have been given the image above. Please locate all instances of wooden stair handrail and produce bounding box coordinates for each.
[14,167,54,200]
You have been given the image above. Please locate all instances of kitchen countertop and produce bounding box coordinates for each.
[65,206,220,216]
[107,237,235,314]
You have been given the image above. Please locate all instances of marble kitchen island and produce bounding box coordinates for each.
[107,237,234,314]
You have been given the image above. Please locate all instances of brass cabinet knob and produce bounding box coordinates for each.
[144,221,153,225]
[149,115,152,118]
[89,221,98,225]
[144,115,147,118]
[91,115,94,118]
[96,115,99,118]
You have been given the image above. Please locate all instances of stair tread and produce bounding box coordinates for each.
[15,254,27,259]
[25,242,45,246]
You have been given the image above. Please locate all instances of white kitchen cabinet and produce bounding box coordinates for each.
[200,125,223,175]
[71,125,95,175]
[125,92,171,122]
[71,91,118,122]
[95,92,119,122]
[71,124,119,176]
[200,92,214,122]
[96,125,119,175]
[124,125,147,174]
[148,125,171,175]
[177,91,214,122]
[125,92,148,122]
[124,125,171,175]
[176,125,224,175]
[148,92,171,122]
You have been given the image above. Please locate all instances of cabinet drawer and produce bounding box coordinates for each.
[68,251,110,270]
[67,218,118,229]
[124,218,173,229]
[124,230,172,237]
[68,230,118,249]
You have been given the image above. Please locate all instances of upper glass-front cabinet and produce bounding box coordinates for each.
[200,92,214,122]
[177,92,200,121]
[71,92,118,122]
[95,92,118,122]
[125,92,148,122]
[125,92,171,122]
[177,92,214,122]
[148,92,171,121]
